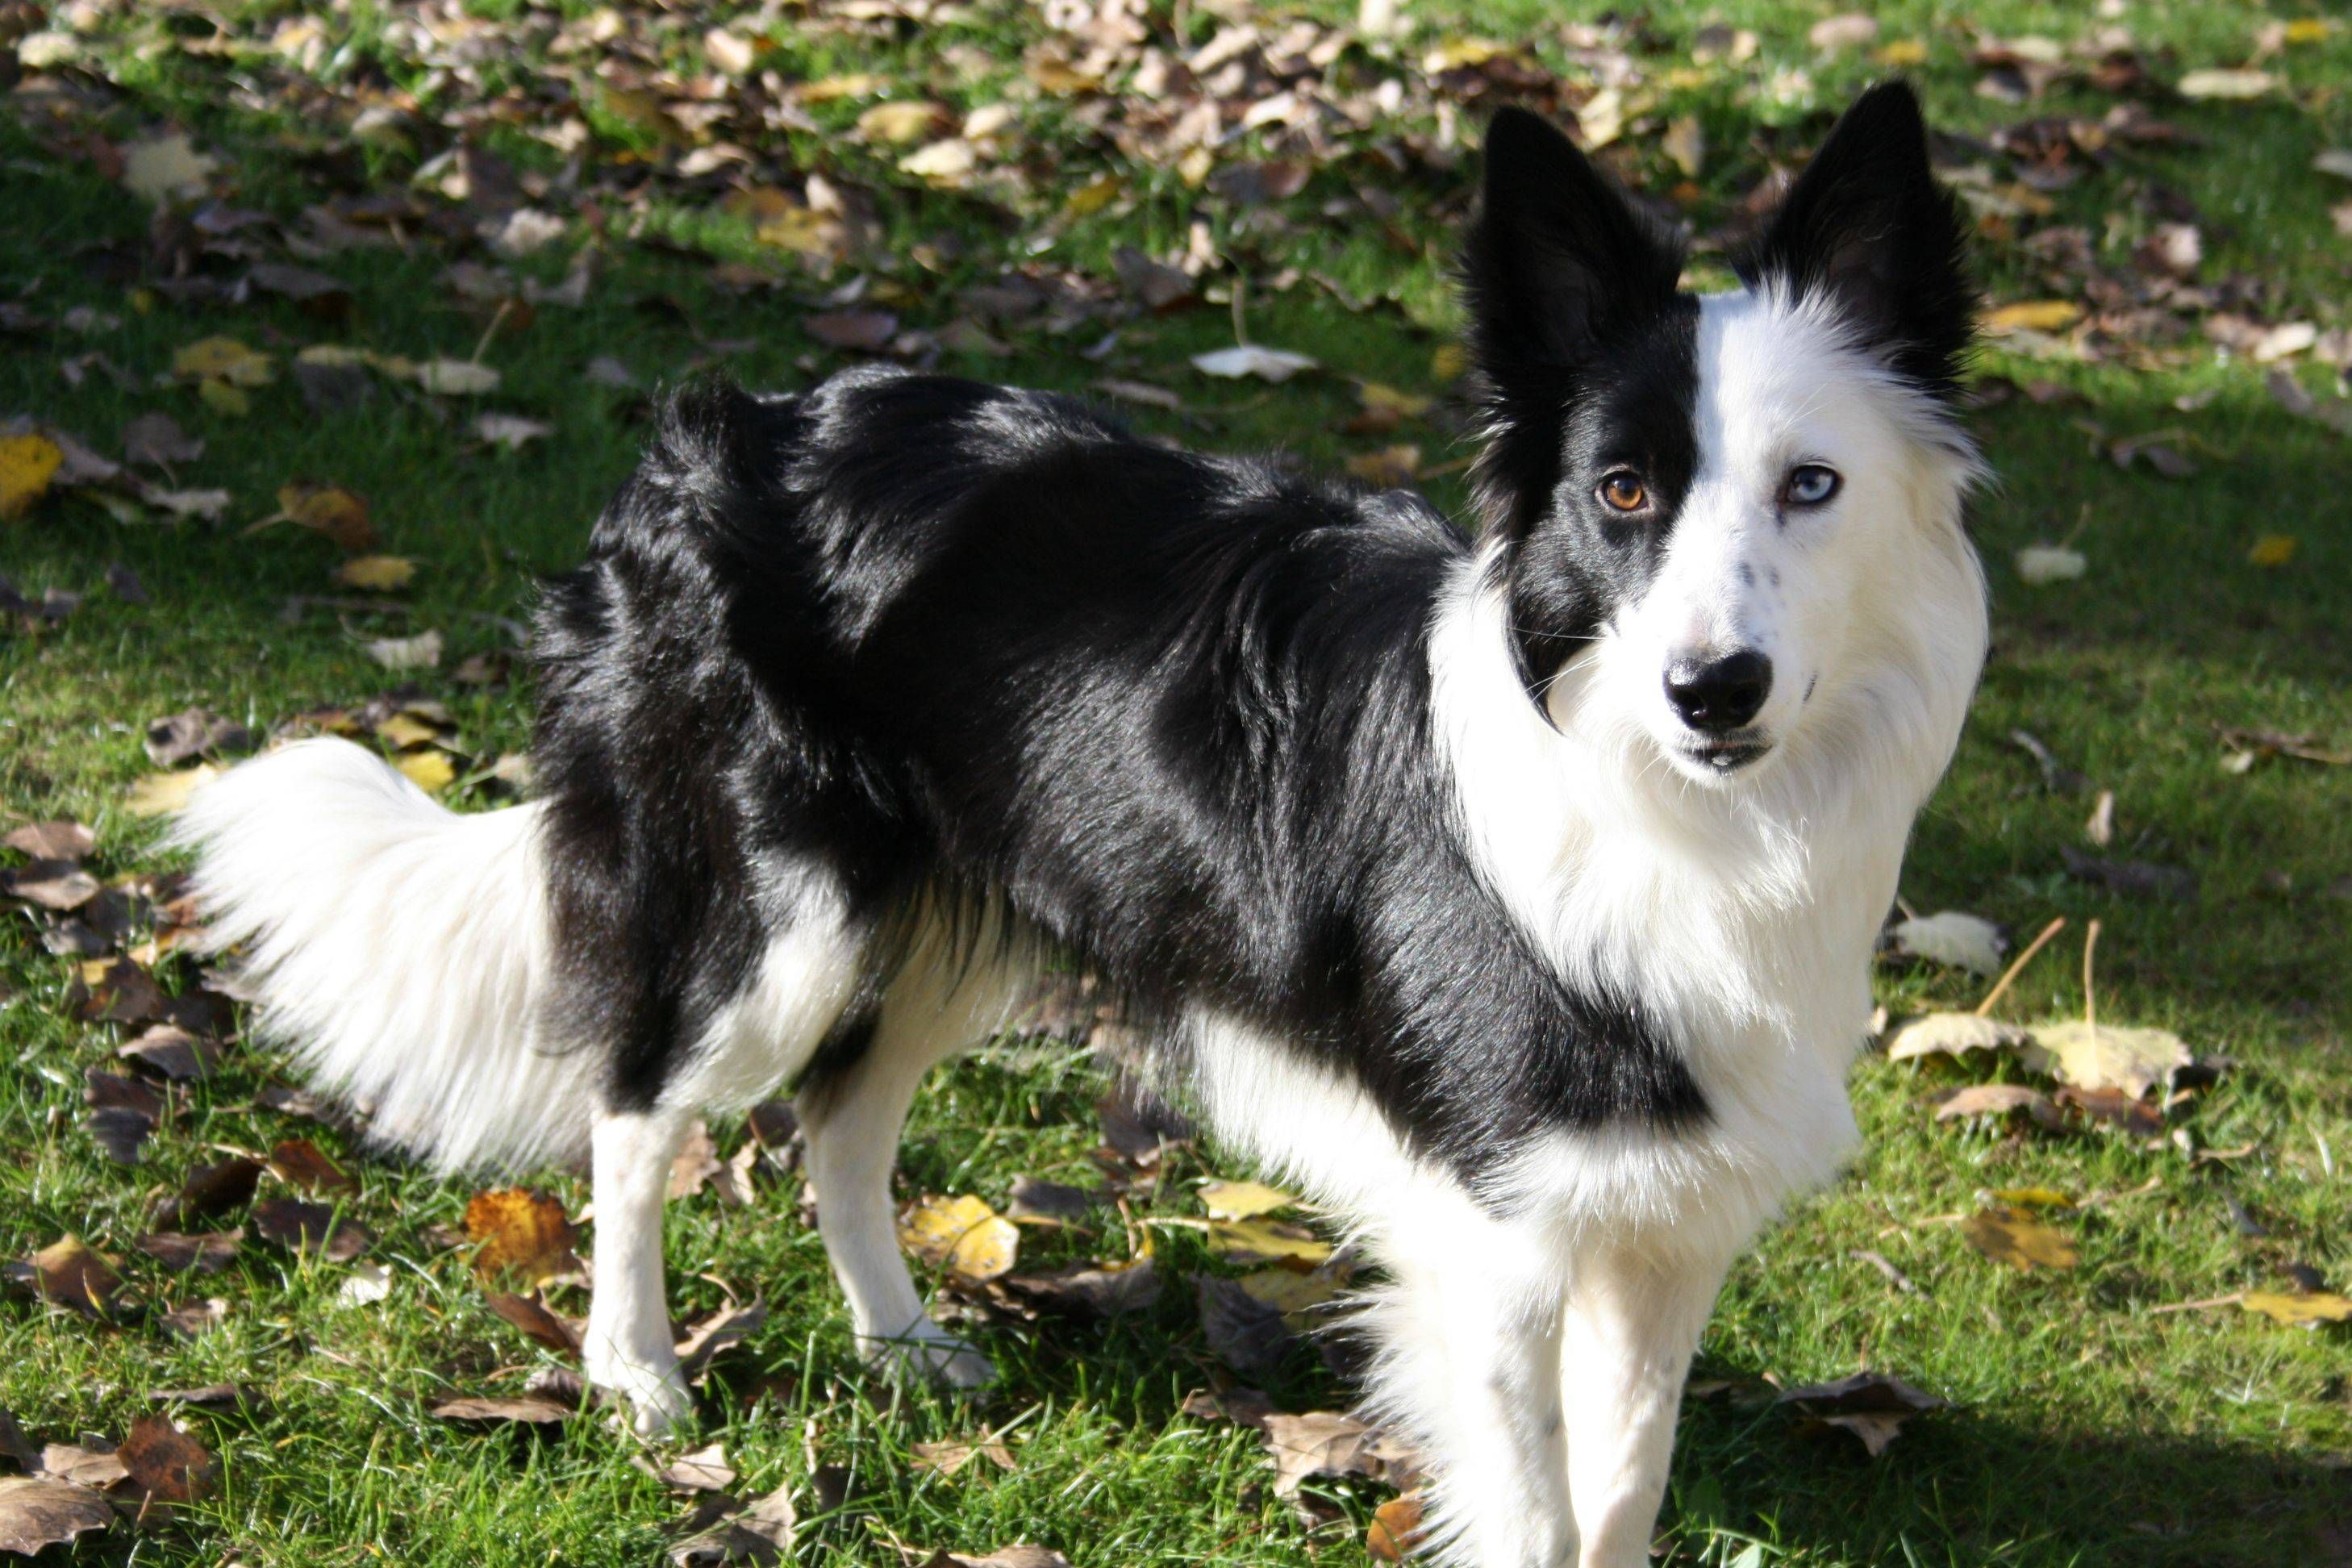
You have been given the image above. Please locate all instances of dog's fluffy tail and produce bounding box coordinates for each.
[174,737,596,1173]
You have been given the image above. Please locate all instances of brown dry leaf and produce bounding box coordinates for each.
[1002,1257,1160,1318]
[466,1188,580,1285]
[271,483,375,553]
[1199,1178,1295,1222]
[3,819,94,860]
[1776,1372,1945,1457]
[2023,1020,2191,1099]
[1198,1274,1291,1378]
[38,1441,127,1487]
[138,1230,243,1274]
[430,1395,572,1425]
[268,1137,357,1196]
[0,1477,114,1555]
[1962,1208,2078,1270]
[674,1298,766,1381]
[1885,1012,2032,1064]
[2240,1291,2352,1327]
[485,1291,582,1358]
[948,1549,1072,1568]
[899,1195,1020,1282]
[1934,1084,2057,1124]
[1260,1410,1414,1497]
[2,859,99,911]
[161,1155,262,1226]
[857,101,950,144]
[251,1197,370,1261]
[7,1236,122,1317]
[1367,1492,1424,1562]
[669,1484,799,1564]
[1003,1175,1092,1222]
[117,1415,216,1503]
[1808,14,1879,52]
[2055,1085,2162,1136]
[119,1024,219,1081]
[911,1439,1016,1477]
[668,1119,724,1199]
[648,1441,736,1492]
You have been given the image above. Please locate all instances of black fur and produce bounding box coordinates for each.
[532,366,1705,1188]
[1462,105,1704,700]
[1736,81,1977,402]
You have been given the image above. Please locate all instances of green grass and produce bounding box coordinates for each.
[4,1,2350,1563]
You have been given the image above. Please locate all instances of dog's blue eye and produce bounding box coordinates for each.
[1785,465,1841,507]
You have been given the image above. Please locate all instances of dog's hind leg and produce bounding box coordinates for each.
[797,940,1024,1388]
[583,1106,694,1435]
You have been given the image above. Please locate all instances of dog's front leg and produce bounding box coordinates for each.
[582,1107,695,1435]
[1558,1241,1733,1568]
[1372,1238,1577,1568]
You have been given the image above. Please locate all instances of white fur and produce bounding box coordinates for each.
[173,738,597,1173]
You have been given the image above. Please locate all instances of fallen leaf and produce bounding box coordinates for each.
[649,1441,736,1492]
[336,555,416,590]
[2179,68,2272,100]
[1934,1084,2056,1124]
[857,101,950,144]
[1260,1410,1414,1496]
[364,629,443,670]
[339,1261,392,1304]
[1808,14,1879,52]
[268,1137,357,1196]
[1983,301,2081,335]
[2024,1020,2191,1099]
[466,1188,580,1285]
[121,134,215,205]
[668,1119,724,1199]
[160,1155,262,1227]
[474,414,552,451]
[1002,1257,1161,1317]
[6,1236,121,1316]
[674,1298,766,1380]
[669,1486,798,1563]
[172,336,273,387]
[900,139,979,184]
[1962,1208,2078,1270]
[899,1195,1020,1282]
[486,1291,582,1357]
[0,434,63,520]
[2241,1291,2352,1327]
[1885,1012,2032,1064]
[0,1477,114,1555]
[3,819,94,859]
[138,1230,243,1274]
[1208,1216,1332,1266]
[2247,535,2297,568]
[1889,911,2005,977]
[429,1395,572,1425]
[414,359,501,395]
[1198,1274,1292,1377]
[2058,848,2195,901]
[38,1442,127,1487]
[948,1549,1072,1568]
[251,1198,370,1261]
[911,1439,1016,1477]
[2015,544,2086,585]
[119,1024,219,1080]
[3,860,99,911]
[804,310,899,352]
[1191,344,1317,382]
[1004,1175,1093,1222]
[1368,1493,1425,1561]
[146,706,253,767]
[116,1415,215,1503]
[2054,1084,2162,1136]
[1199,1179,1296,1222]
[272,482,375,552]
[394,750,456,794]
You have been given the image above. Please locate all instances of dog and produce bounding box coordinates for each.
[179,81,1987,1568]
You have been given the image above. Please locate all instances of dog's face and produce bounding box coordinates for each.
[1465,84,1978,786]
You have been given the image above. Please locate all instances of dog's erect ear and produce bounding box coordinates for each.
[1464,106,1687,390]
[1741,81,1975,398]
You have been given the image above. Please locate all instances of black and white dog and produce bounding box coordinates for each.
[182,83,1987,1567]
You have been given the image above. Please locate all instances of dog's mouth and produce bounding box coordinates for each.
[1678,736,1771,775]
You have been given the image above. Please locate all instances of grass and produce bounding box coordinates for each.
[3,1,2350,1563]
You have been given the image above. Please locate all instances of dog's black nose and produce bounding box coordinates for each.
[1666,650,1772,732]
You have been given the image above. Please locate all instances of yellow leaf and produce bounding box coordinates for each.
[898,1194,1020,1282]
[1239,1266,1341,1328]
[125,763,221,817]
[1876,38,1929,67]
[2283,19,2331,44]
[1422,37,1509,70]
[395,750,456,794]
[172,336,273,386]
[1982,301,2082,334]
[198,379,249,417]
[799,73,890,102]
[1961,1208,2077,1270]
[465,1188,580,1285]
[2021,1020,2190,1099]
[1357,382,1434,419]
[2247,534,2297,568]
[1430,343,1470,382]
[855,101,946,145]
[1064,173,1124,218]
[1991,1186,2075,1211]
[2241,1291,2352,1326]
[0,434,64,520]
[899,139,979,184]
[336,554,416,590]
[376,712,443,749]
[1208,1216,1332,1266]
[1201,1179,1297,1222]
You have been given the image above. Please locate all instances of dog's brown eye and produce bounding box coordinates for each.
[1599,473,1647,512]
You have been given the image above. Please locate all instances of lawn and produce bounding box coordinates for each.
[2,1,2350,1564]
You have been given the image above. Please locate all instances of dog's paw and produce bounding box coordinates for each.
[863,1324,996,1392]
[587,1350,696,1436]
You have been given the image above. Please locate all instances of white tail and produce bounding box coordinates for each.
[174,737,597,1173]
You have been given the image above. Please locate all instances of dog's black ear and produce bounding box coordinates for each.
[1741,81,1975,398]
[1464,106,1687,390]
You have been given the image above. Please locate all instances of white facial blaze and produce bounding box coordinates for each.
[1591,286,1979,786]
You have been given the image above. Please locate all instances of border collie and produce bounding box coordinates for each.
[181,83,1986,1567]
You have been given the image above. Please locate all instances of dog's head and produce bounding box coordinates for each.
[1464,83,1983,788]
